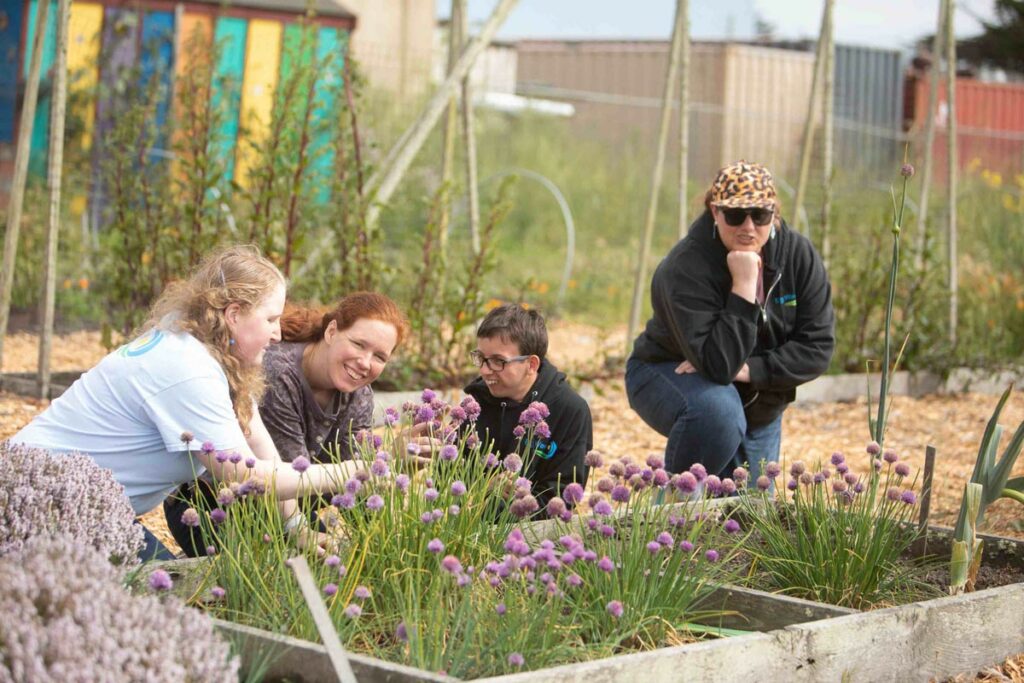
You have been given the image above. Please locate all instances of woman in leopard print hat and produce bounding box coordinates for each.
[626,161,835,485]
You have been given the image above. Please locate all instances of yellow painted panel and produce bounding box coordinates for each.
[236,19,282,187]
[67,2,103,151]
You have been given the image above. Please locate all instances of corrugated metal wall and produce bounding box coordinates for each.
[834,44,904,175]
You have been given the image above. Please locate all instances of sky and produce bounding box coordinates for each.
[452,0,998,51]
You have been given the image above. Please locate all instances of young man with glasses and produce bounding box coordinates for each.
[626,161,835,484]
[464,304,592,514]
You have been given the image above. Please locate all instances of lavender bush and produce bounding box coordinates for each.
[0,443,143,563]
[0,533,238,681]
[187,391,744,677]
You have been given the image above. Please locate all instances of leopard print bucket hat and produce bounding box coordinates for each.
[709,161,777,209]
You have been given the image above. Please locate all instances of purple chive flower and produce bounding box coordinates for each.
[355,470,371,483]
[886,487,902,502]
[425,487,439,502]
[546,497,568,518]
[432,508,444,521]
[244,456,256,468]
[414,405,435,424]
[598,556,615,572]
[519,407,541,426]
[657,531,674,546]
[562,482,585,506]
[689,463,708,482]
[495,602,508,616]
[227,451,242,465]
[653,469,670,487]
[395,473,411,494]
[596,477,615,494]
[344,603,362,619]
[484,452,499,468]
[371,459,390,477]
[674,472,698,494]
[508,652,525,667]
[883,450,899,464]
[440,445,458,462]
[756,475,771,491]
[209,508,227,525]
[844,472,859,486]
[354,586,372,600]
[593,500,614,517]
[787,479,798,491]
[216,488,235,507]
[461,396,481,420]
[600,524,616,538]
[503,454,523,473]
[854,481,866,494]
[646,541,662,554]
[345,478,362,494]
[180,431,194,444]
[606,600,624,618]
[512,425,527,438]
[148,569,172,591]
[895,462,911,477]
[867,441,881,456]
[396,622,408,642]
[536,422,552,439]
[567,573,583,587]
[813,471,827,484]
[832,480,849,493]
[901,490,917,505]
[211,586,226,599]
[836,462,850,474]
[206,545,217,555]
[441,555,463,574]
[449,505,461,516]
[383,406,400,426]
[325,554,341,567]
[421,388,437,403]
[790,461,806,477]
[407,443,422,457]
[180,507,200,528]
[705,549,720,563]
[510,495,540,519]
[450,481,467,497]
[201,441,216,453]
[291,456,311,474]
[679,540,694,552]
[337,493,356,510]
[799,472,814,486]
[829,452,845,467]
[611,485,630,503]
[624,463,641,480]
[427,538,444,554]
[323,583,338,597]
[584,450,604,468]
[646,453,665,470]
[420,511,434,524]
[608,462,625,478]
[765,461,782,478]
[873,460,883,472]
[215,451,229,464]
[366,495,384,511]
[732,467,748,483]
[721,478,737,495]
[723,519,741,534]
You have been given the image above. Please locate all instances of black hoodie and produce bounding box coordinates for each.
[630,210,835,427]
[464,359,592,511]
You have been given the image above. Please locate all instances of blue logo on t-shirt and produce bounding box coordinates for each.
[119,329,165,357]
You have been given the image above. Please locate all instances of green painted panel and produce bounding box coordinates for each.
[23,0,59,176]
[212,16,247,183]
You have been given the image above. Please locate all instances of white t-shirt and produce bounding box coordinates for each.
[12,329,247,515]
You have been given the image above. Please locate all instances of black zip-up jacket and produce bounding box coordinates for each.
[465,359,592,512]
[630,210,835,427]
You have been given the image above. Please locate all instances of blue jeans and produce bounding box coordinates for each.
[625,358,782,481]
[138,521,177,562]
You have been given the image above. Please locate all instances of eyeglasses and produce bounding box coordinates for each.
[720,207,774,227]
[470,350,531,372]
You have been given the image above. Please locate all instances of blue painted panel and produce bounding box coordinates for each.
[140,10,174,151]
[212,16,247,183]
[0,1,24,141]
[310,27,341,202]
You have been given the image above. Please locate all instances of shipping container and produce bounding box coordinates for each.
[906,73,1024,175]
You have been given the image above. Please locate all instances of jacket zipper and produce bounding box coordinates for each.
[760,270,783,324]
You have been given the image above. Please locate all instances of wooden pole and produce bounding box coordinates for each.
[38,0,71,399]
[677,0,691,239]
[626,0,686,351]
[437,0,463,250]
[792,0,832,236]
[819,0,835,268]
[945,0,958,347]
[459,3,481,255]
[362,0,519,231]
[0,0,51,372]
[287,556,358,683]
[914,0,948,270]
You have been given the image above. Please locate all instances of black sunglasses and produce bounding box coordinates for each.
[720,207,774,227]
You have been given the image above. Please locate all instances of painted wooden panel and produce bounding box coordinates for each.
[212,16,247,183]
[67,2,103,152]
[0,0,25,142]
[140,10,174,151]
[23,0,59,175]
[236,18,282,187]
[310,27,343,202]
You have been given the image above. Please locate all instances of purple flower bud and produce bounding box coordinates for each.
[415,405,435,424]
[813,471,827,484]
[844,472,859,486]
[799,472,814,486]
[450,480,467,497]
[653,469,670,487]
[647,541,662,554]
[536,421,551,439]
[611,485,630,503]
[510,495,540,519]
[370,459,390,477]
[325,554,341,567]
[291,456,311,474]
[895,462,911,477]
[599,524,615,538]
[567,573,583,587]
[732,467,748,483]
[148,569,173,591]
[721,478,737,495]
[206,545,217,555]
[180,431,194,443]
[496,602,507,616]
[832,480,849,493]
[787,478,798,491]
[901,490,917,505]
[596,477,615,493]
[873,459,883,472]
[215,451,228,464]
[836,462,849,474]
[646,453,665,469]
[608,462,625,478]
[441,555,463,574]
[425,487,439,502]
[508,652,525,667]
[216,488,235,507]
[421,388,437,403]
[562,482,585,505]
[606,600,624,618]
[210,508,227,525]
[201,440,216,453]
[337,493,356,509]
[354,585,371,600]
[830,451,845,466]
[598,556,614,572]
[512,425,526,438]
[886,486,902,502]
[211,586,226,599]
[689,463,708,482]
[407,442,422,457]
[674,472,698,494]
[723,519,741,534]
[546,497,567,518]
[866,441,881,456]
[901,163,915,178]
[503,454,523,473]
[180,507,200,527]
[705,549,719,563]
[344,603,362,618]
[440,445,458,462]
[883,450,899,464]
[854,481,866,494]
[245,456,256,468]
[395,473,410,494]
[366,495,384,511]
[756,475,771,491]
[593,500,613,516]
[427,538,444,554]
[656,531,674,545]
[383,407,400,426]
[323,583,338,597]
[449,505,461,516]
[765,461,782,478]
[678,540,694,552]
[584,450,604,468]
[790,461,806,477]
[705,475,723,496]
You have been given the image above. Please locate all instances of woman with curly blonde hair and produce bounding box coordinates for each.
[12,245,364,559]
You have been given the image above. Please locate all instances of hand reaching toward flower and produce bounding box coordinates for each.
[675,359,751,383]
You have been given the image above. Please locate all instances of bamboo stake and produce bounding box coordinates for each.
[819,0,835,268]
[362,0,519,232]
[38,0,71,399]
[287,556,358,683]
[437,0,463,250]
[459,3,481,255]
[792,0,832,236]
[626,0,686,352]
[0,0,51,373]
[945,0,958,347]
[914,0,948,270]
[677,0,690,238]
